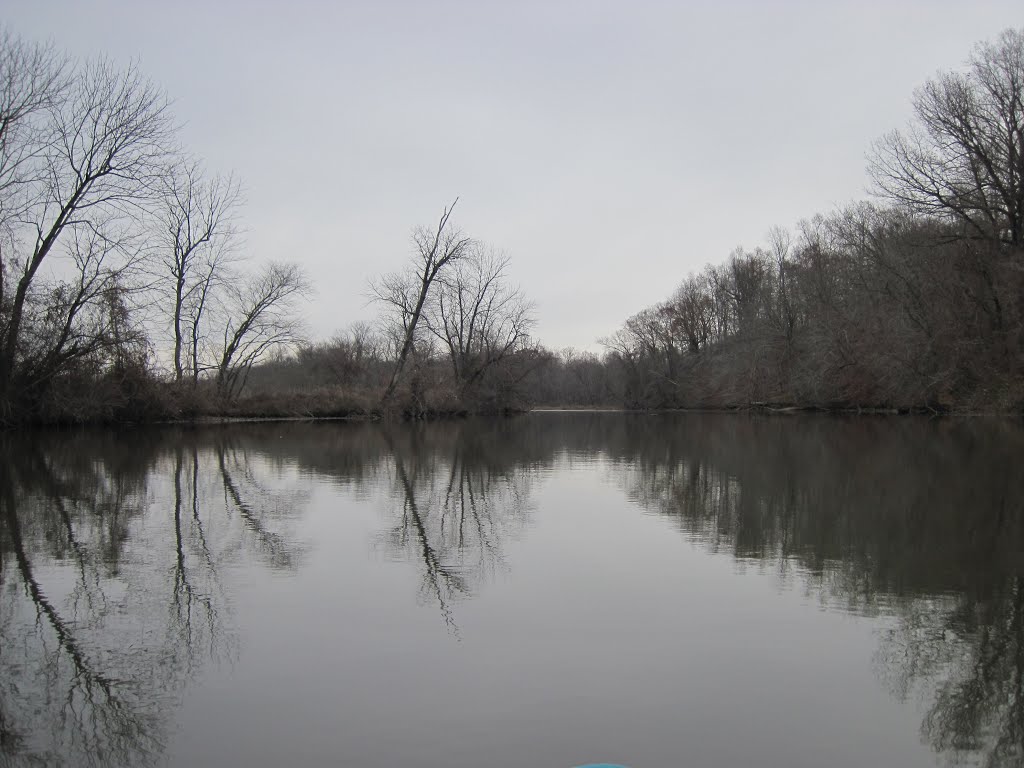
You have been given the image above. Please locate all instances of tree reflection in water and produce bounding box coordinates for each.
[875,577,1024,768]
[377,421,537,633]
[588,413,1024,768]
[354,411,1024,766]
[0,430,305,767]
[1,414,1022,767]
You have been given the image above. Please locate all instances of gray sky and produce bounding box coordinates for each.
[5,1,1021,351]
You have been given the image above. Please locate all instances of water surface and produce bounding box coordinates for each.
[1,413,1022,767]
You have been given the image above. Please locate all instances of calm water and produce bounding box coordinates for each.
[1,413,1023,768]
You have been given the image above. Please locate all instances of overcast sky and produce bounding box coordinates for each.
[5,1,1021,351]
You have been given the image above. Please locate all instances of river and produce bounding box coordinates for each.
[1,412,1021,767]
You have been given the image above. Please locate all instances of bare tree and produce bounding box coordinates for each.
[0,29,69,232]
[16,227,147,389]
[869,28,1024,249]
[297,321,383,389]
[666,274,715,354]
[766,226,799,347]
[160,161,241,383]
[424,245,536,401]
[370,200,472,406]
[215,261,311,401]
[0,35,172,421]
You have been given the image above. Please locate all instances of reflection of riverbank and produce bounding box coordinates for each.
[874,577,1024,767]
[2,414,1022,767]
[276,412,1024,766]
[593,413,1024,767]
[0,431,308,767]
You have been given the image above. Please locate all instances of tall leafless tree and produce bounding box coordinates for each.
[0,30,68,233]
[370,200,472,406]
[160,161,241,383]
[424,245,536,401]
[870,28,1024,249]
[215,261,311,401]
[0,33,172,421]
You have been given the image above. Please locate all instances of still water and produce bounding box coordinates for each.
[1,413,1022,768]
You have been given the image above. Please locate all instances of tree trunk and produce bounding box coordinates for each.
[173,271,186,382]
[381,275,430,406]
[0,352,13,425]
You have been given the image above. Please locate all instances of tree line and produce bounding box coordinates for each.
[3,25,1021,424]
[0,28,544,424]
[0,29,311,425]
[589,28,1024,412]
[257,26,1024,416]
